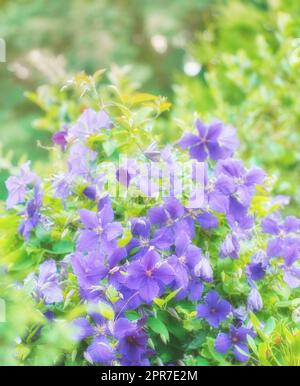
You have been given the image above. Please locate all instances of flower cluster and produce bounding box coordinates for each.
[6,108,300,366]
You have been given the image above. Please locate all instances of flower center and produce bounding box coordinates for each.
[232,337,238,343]
[178,255,186,264]
[233,177,244,185]
[210,308,216,314]
[279,230,286,239]
[140,238,149,247]
[95,325,106,336]
[145,269,153,277]
[95,225,103,234]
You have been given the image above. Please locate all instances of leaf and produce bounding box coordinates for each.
[125,310,140,321]
[147,316,169,344]
[51,240,74,255]
[263,317,276,335]
[88,302,115,320]
[247,335,258,356]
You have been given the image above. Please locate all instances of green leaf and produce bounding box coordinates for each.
[263,317,276,335]
[147,316,169,344]
[88,302,115,320]
[51,240,74,255]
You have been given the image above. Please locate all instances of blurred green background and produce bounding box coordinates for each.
[0,0,299,208]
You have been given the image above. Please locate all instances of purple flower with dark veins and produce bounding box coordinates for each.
[148,197,194,248]
[281,246,300,288]
[77,198,122,254]
[261,214,300,257]
[72,313,114,365]
[215,325,253,362]
[178,119,239,161]
[196,291,231,327]
[220,233,239,259]
[246,250,269,281]
[36,259,63,304]
[71,251,107,300]
[114,318,150,365]
[168,231,202,289]
[126,217,153,258]
[18,181,43,240]
[216,159,265,222]
[6,162,36,209]
[125,250,174,303]
[69,108,111,139]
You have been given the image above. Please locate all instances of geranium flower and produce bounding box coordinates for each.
[69,108,111,139]
[220,233,239,259]
[76,198,122,253]
[125,250,174,303]
[247,286,263,312]
[196,291,231,327]
[178,119,239,161]
[36,260,63,304]
[168,231,202,289]
[6,161,36,209]
[114,318,150,365]
[261,214,300,257]
[71,251,107,300]
[282,246,300,288]
[246,250,269,281]
[72,314,114,365]
[18,181,43,240]
[215,325,253,362]
[216,159,265,222]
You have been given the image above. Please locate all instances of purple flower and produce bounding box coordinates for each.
[282,246,300,288]
[52,172,75,200]
[216,159,265,222]
[247,287,263,312]
[194,253,213,282]
[52,130,68,151]
[114,318,150,365]
[246,250,269,281]
[36,260,63,304]
[125,250,174,303]
[148,197,194,248]
[126,217,153,258]
[72,314,114,365]
[18,181,43,240]
[68,142,96,178]
[220,233,239,259]
[168,232,202,289]
[196,291,231,328]
[178,119,239,161]
[71,251,107,300]
[76,198,122,253]
[69,108,111,139]
[215,325,253,362]
[6,162,36,209]
[261,215,300,257]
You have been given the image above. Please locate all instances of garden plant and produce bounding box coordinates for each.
[0,72,299,366]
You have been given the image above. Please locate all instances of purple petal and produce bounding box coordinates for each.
[72,318,94,341]
[189,144,208,162]
[215,333,231,354]
[177,133,199,149]
[85,336,114,364]
[79,209,98,229]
